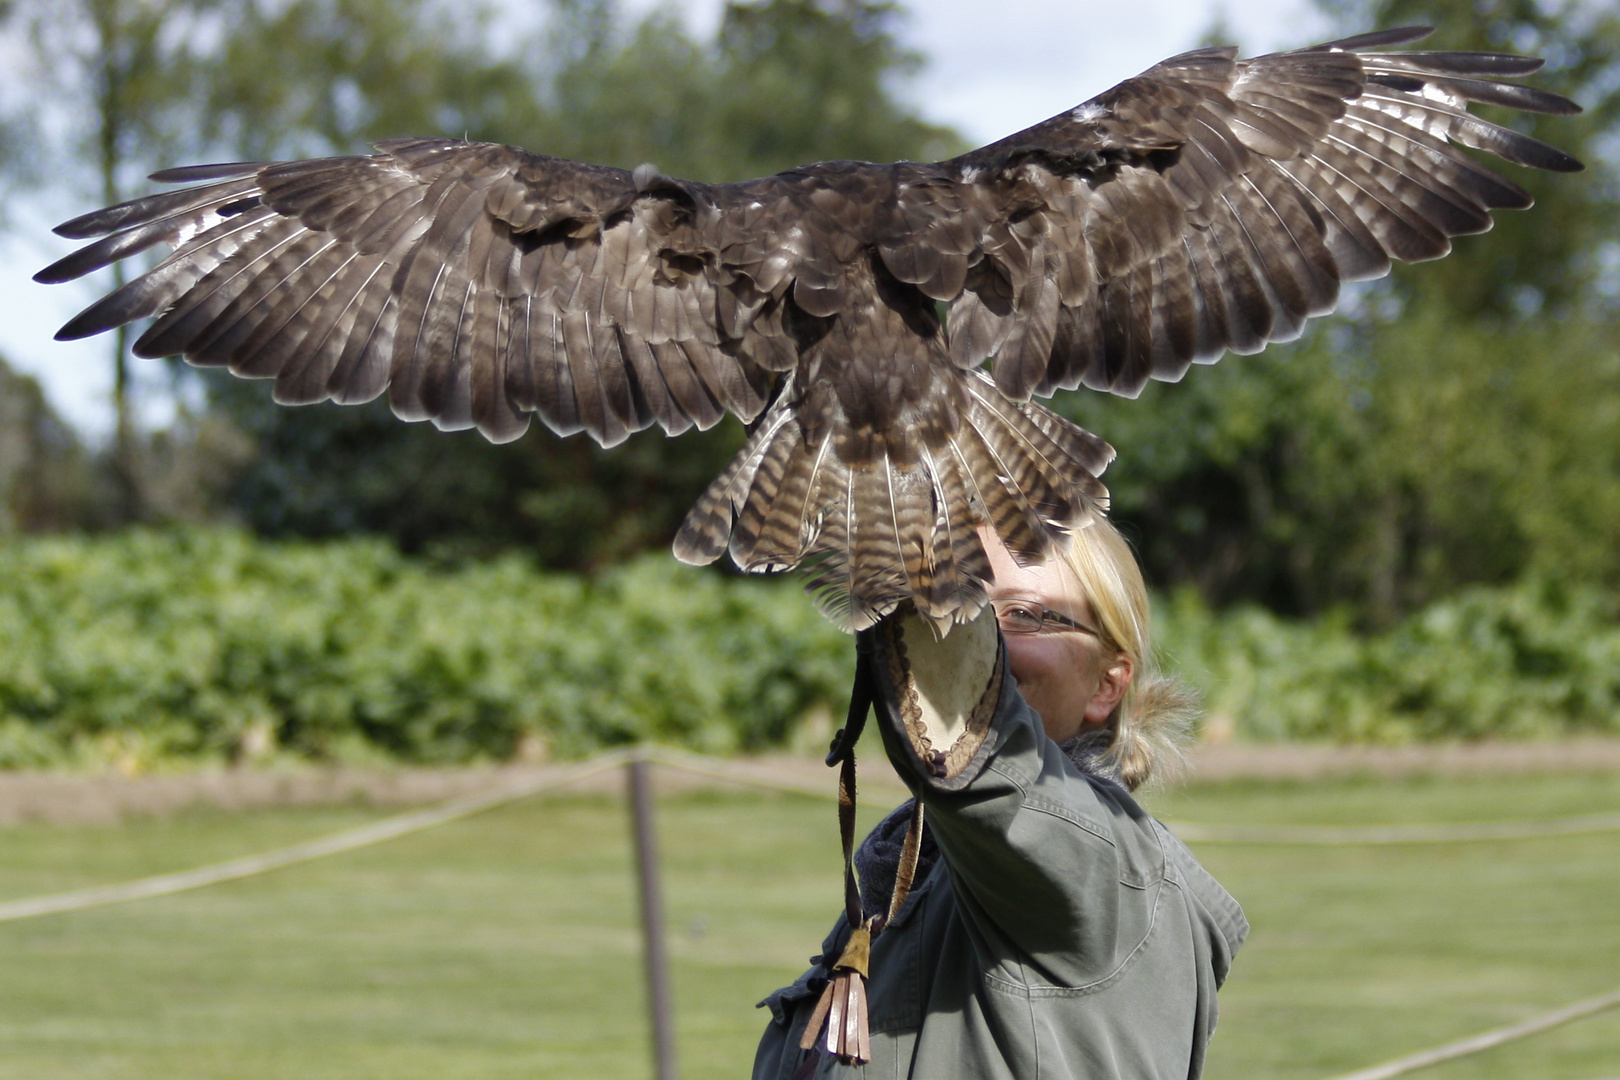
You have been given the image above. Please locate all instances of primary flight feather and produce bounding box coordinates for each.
[37,25,1582,629]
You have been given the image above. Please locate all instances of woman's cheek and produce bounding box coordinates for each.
[1002,640,1040,693]
[1005,642,1060,711]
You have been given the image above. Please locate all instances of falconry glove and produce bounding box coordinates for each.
[801,608,1001,1065]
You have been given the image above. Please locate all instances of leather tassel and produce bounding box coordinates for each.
[799,926,873,1064]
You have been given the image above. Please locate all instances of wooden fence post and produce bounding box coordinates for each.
[627,754,677,1080]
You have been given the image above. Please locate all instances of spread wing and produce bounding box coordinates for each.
[39,139,793,446]
[933,25,1584,401]
[39,26,1580,442]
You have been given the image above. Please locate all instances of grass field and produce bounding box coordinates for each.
[1,769,1618,1080]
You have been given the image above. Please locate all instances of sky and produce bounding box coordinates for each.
[5,0,1330,439]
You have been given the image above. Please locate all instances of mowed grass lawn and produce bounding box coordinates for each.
[1,770,1618,1080]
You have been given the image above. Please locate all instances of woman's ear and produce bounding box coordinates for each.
[1082,652,1134,728]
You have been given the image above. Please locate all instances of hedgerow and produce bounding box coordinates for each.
[2,531,1617,769]
[1157,579,1620,743]
[0,530,847,768]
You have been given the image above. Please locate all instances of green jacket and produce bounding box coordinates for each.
[753,621,1247,1080]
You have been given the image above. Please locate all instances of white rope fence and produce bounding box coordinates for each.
[0,748,886,925]
[1166,811,1620,845]
[1327,985,1620,1080]
[3,748,1618,926]
[0,752,634,924]
[638,752,1620,845]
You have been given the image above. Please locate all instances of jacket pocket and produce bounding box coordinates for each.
[760,970,827,1027]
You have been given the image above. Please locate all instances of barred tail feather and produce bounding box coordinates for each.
[802,466,861,626]
[960,373,1114,539]
[673,371,1113,631]
[916,442,993,623]
[947,419,1047,562]
[735,425,834,570]
[672,403,796,565]
[848,462,913,626]
[727,420,803,571]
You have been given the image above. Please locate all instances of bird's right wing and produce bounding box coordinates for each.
[38,138,797,447]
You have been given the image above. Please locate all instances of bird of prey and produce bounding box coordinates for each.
[37,26,1581,630]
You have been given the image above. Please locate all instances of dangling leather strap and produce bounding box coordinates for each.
[887,798,926,927]
[800,634,927,1065]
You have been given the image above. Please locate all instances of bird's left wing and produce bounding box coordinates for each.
[935,26,1584,402]
[37,138,792,446]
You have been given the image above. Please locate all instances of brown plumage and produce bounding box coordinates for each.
[38,26,1581,629]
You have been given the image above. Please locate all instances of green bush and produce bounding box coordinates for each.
[4,530,1618,769]
[1158,579,1620,742]
[0,530,849,768]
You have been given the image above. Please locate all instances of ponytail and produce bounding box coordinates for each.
[1058,518,1195,790]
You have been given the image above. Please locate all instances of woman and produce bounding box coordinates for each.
[754,518,1247,1079]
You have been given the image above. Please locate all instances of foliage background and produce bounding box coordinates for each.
[0,530,1616,769]
[0,531,850,768]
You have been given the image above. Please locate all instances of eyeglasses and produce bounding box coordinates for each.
[990,598,1101,638]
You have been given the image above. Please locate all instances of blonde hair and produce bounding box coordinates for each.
[1057,517,1196,790]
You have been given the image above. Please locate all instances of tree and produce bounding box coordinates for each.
[197,0,542,160]
[0,354,97,532]
[10,0,224,519]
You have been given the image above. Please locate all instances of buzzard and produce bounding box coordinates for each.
[37,26,1581,629]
